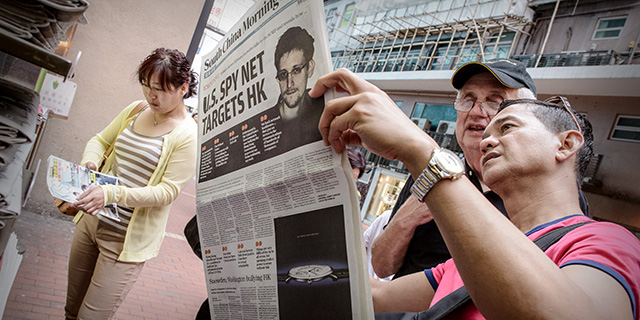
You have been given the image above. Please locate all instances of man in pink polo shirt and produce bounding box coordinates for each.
[310,69,640,319]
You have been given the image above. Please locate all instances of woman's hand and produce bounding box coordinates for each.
[84,162,97,171]
[73,184,105,216]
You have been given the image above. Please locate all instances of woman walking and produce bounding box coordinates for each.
[65,48,198,320]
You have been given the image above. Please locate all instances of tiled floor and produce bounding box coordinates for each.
[3,180,206,320]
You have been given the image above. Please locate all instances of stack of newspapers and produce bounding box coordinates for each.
[0,0,89,52]
[0,78,37,216]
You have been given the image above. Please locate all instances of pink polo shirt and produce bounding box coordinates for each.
[425,215,640,319]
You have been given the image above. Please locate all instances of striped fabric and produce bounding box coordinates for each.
[98,121,165,232]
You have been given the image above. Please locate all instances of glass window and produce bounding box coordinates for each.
[410,103,456,131]
[593,16,626,40]
[487,31,515,44]
[609,115,640,143]
[429,44,459,70]
[412,103,425,118]
[326,8,337,28]
[483,31,515,61]
[363,171,407,223]
[341,3,356,28]
[458,41,479,65]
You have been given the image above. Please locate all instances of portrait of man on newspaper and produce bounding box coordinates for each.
[271,26,324,151]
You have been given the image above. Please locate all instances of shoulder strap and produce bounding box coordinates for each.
[532,221,592,251]
[98,101,147,171]
[128,100,148,120]
[411,220,593,320]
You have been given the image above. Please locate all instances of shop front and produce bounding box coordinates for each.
[360,167,408,224]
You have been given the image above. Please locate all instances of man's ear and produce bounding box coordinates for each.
[556,130,584,163]
[307,59,315,78]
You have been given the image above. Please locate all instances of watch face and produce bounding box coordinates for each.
[288,264,333,280]
[437,149,465,173]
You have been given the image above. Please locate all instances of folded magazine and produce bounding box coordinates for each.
[46,155,120,221]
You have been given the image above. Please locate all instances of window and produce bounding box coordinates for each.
[429,44,459,70]
[326,8,337,30]
[485,31,515,60]
[458,43,479,65]
[593,16,626,40]
[410,103,457,131]
[609,115,640,143]
[340,3,356,28]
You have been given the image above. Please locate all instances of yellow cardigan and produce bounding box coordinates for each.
[75,100,198,262]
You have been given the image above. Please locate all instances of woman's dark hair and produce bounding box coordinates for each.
[347,148,366,179]
[137,48,198,99]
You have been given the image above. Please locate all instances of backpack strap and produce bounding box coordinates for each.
[378,220,594,320]
[533,221,592,251]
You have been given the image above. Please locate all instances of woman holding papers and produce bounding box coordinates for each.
[64,48,198,320]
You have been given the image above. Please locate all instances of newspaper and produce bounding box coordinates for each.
[0,142,31,215]
[0,78,38,166]
[195,0,373,318]
[46,155,120,221]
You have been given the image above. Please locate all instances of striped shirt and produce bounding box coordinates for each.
[98,121,165,232]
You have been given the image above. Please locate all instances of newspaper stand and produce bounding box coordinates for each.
[0,3,85,314]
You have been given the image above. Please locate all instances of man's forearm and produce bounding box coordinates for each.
[370,218,416,277]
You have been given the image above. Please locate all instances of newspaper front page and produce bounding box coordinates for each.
[196,0,373,318]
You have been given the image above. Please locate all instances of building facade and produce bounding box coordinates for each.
[324,0,640,233]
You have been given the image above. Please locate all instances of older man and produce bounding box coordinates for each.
[371,60,590,280]
[372,59,523,279]
[309,70,640,319]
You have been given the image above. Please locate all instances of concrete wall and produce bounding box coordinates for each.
[25,1,203,214]
[548,94,640,203]
[526,2,640,58]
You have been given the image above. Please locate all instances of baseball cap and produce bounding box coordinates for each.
[451,59,537,96]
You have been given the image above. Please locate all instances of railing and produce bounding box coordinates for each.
[335,49,626,73]
[511,50,618,68]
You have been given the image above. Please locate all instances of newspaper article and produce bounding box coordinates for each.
[46,155,120,221]
[196,0,373,318]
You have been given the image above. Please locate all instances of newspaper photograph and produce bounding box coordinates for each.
[195,0,373,318]
[46,155,120,221]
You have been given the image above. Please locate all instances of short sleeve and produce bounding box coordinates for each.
[544,222,640,319]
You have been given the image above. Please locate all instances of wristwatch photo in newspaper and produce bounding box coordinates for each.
[277,264,349,284]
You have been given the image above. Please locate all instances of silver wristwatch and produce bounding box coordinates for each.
[410,148,465,202]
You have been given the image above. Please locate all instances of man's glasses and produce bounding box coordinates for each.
[454,100,501,116]
[276,61,309,82]
[544,96,582,134]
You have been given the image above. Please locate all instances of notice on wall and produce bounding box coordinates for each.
[40,72,77,119]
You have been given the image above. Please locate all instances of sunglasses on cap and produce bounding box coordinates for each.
[543,96,582,134]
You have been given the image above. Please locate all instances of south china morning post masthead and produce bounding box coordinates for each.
[199,0,280,137]
[202,0,280,79]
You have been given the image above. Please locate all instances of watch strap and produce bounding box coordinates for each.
[411,166,438,202]
[411,148,464,202]
[277,274,289,282]
[333,268,349,279]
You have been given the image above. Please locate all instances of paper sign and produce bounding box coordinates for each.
[40,73,77,118]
